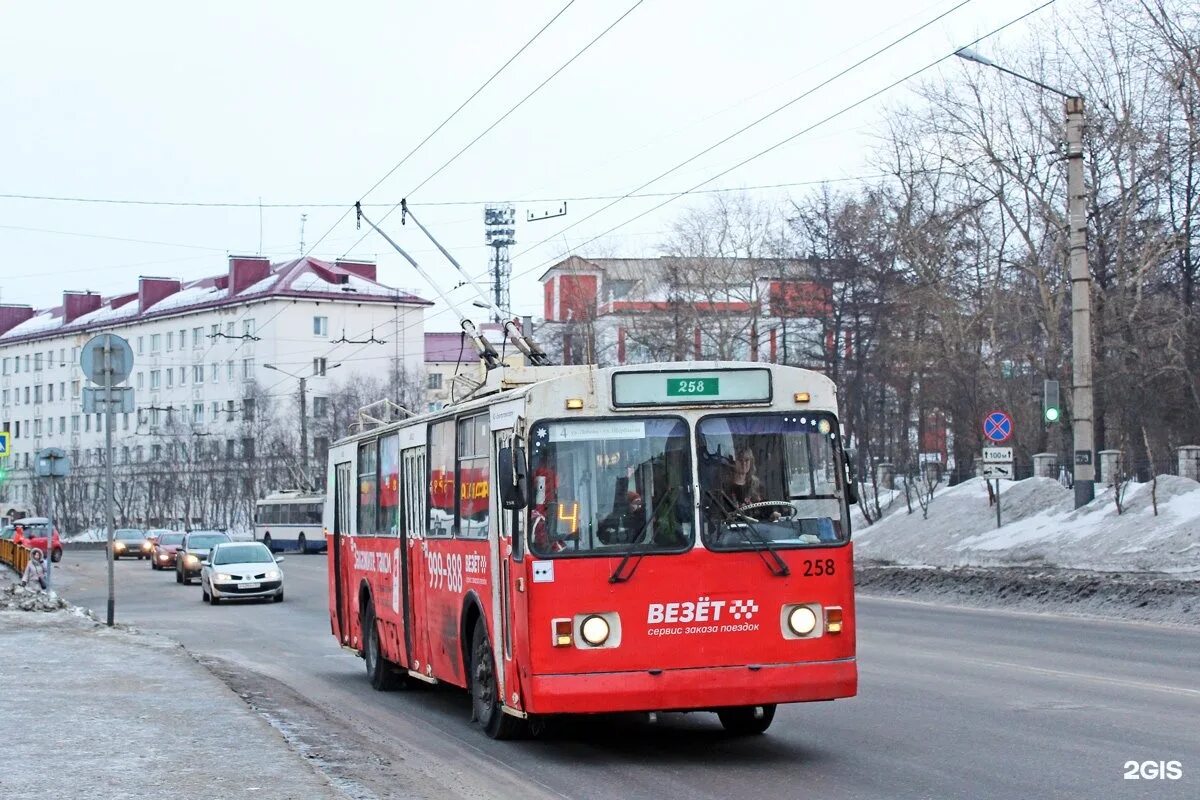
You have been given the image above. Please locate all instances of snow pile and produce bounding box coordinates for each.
[854,475,1200,574]
[0,583,96,615]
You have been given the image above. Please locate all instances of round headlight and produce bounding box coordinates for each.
[579,615,610,647]
[788,606,818,636]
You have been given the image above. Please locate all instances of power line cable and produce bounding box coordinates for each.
[309,0,1060,387]
[300,0,579,260]
[337,0,648,259]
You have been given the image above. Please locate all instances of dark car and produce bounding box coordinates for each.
[110,528,150,560]
[150,532,186,570]
[175,531,231,585]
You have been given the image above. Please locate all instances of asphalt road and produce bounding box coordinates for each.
[51,551,1198,800]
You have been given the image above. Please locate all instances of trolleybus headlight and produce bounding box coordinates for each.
[579,615,611,647]
[787,606,818,636]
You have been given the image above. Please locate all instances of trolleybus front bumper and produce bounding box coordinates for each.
[526,657,857,715]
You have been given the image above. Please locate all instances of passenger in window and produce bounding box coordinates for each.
[598,491,646,545]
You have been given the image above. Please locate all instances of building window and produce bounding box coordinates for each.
[312,396,328,418]
[242,398,255,421]
[34,353,42,371]
[242,438,255,460]
[137,372,144,390]
[179,367,186,386]
[179,329,186,348]
[85,415,91,433]
[71,415,79,433]
[23,387,30,404]
[427,372,443,390]
[210,324,219,341]
[58,416,65,434]
[34,419,42,437]
[151,334,161,353]
[33,385,42,404]
[150,408,160,426]
[211,364,219,384]
[313,316,328,336]
[47,384,54,402]
[225,439,236,459]
[243,319,255,337]
[150,370,161,390]
[166,370,174,388]
[193,403,203,424]
[211,402,220,421]
[137,336,144,355]
[313,357,327,376]
[193,327,203,348]
[2,358,8,375]
[2,389,8,406]
[71,380,80,399]
[166,332,174,351]
[242,358,254,379]
[152,444,162,461]
[123,413,129,431]
[225,361,233,382]
[314,436,330,463]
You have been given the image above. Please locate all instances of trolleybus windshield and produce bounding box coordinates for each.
[528,417,692,557]
[698,413,847,550]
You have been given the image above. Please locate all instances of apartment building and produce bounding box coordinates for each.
[0,255,430,513]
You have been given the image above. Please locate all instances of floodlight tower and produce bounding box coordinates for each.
[484,204,516,323]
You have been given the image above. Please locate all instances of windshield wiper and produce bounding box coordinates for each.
[704,489,790,577]
[609,488,677,584]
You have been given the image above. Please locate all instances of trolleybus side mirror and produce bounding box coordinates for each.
[498,445,528,510]
[843,449,859,505]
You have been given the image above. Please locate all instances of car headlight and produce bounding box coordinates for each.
[184,554,199,565]
[114,542,125,549]
[787,606,818,636]
[579,615,611,647]
[265,569,280,580]
[216,573,233,582]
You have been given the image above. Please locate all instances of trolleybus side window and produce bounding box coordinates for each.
[358,441,378,536]
[428,420,455,537]
[697,412,848,550]
[457,414,490,539]
[527,417,692,556]
[378,434,400,537]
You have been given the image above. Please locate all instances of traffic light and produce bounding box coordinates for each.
[1043,379,1061,423]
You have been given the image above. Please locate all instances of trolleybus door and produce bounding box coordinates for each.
[494,429,528,710]
[332,460,353,645]
[402,445,432,678]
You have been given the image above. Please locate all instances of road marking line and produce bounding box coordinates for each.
[955,656,1200,700]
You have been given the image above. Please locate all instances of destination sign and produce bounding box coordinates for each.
[612,368,771,407]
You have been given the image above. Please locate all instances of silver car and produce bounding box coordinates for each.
[200,542,284,605]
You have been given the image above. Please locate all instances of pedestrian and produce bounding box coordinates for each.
[21,548,47,590]
[12,524,24,546]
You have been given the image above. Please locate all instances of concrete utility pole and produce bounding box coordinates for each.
[298,376,308,486]
[1065,95,1095,507]
[955,48,1096,508]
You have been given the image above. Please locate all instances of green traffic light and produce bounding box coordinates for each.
[1044,407,1061,423]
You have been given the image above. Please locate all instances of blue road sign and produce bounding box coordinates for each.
[0,431,8,458]
[983,410,1013,443]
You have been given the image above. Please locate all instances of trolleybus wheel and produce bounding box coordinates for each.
[470,623,526,740]
[717,704,776,735]
[363,604,401,691]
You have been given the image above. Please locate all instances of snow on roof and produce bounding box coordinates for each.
[854,475,1200,574]
[0,257,431,346]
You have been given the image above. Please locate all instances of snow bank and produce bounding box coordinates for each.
[854,475,1200,574]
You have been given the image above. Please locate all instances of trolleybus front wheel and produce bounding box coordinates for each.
[470,623,526,740]
[717,704,776,735]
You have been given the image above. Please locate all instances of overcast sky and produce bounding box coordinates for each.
[0,0,1058,332]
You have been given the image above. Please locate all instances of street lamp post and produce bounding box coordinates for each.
[264,362,340,488]
[956,48,1095,508]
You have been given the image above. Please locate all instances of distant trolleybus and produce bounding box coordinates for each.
[255,491,326,553]
[325,361,857,738]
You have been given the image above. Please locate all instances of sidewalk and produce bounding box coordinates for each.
[0,573,343,800]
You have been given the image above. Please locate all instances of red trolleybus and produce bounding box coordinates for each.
[325,361,857,738]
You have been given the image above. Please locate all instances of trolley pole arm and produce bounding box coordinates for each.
[356,203,501,370]
[401,200,555,366]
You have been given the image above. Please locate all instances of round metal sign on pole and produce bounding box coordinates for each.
[983,410,1014,444]
[80,333,134,387]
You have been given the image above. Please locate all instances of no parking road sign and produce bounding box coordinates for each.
[983,410,1013,444]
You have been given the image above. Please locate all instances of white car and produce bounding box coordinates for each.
[200,542,285,605]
